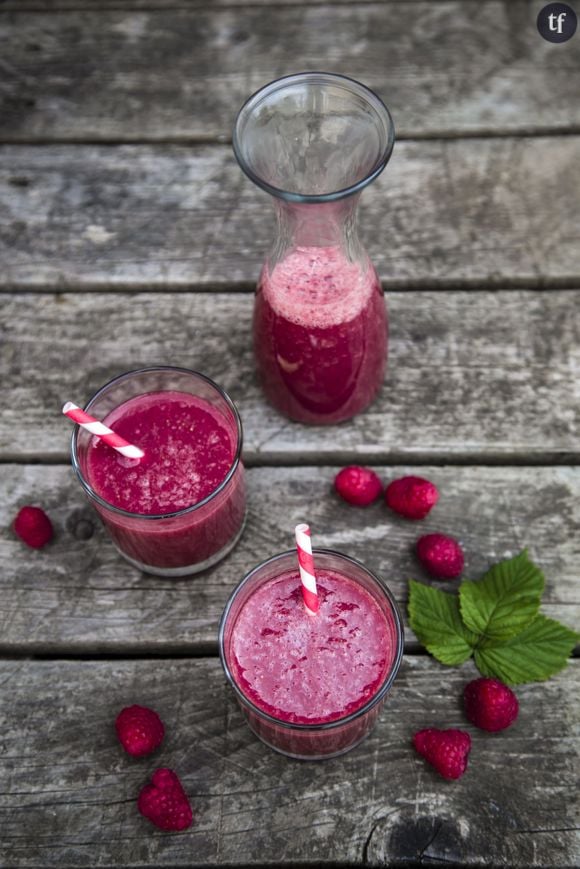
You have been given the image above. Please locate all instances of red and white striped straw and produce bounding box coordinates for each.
[295,523,319,616]
[62,402,144,459]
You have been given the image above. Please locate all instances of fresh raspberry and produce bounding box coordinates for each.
[464,678,519,732]
[416,533,464,579]
[413,728,471,780]
[115,705,165,757]
[334,466,383,506]
[13,506,54,548]
[137,768,193,831]
[385,476,439,520]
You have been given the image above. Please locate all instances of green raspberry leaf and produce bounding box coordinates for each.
[474,614,579,685]
[408,579,478,666]
[459,550,543,643]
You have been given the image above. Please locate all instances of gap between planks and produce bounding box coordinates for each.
[4,454,580,467]
[3,128,580,146]
[3,277,580,294]
[2,646,576,661]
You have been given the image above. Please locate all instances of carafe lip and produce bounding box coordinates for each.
[233,71,396,204]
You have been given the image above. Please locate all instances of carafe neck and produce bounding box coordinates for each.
[270,195,365,267]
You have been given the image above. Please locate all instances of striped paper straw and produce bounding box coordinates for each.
[295,523,319,616]
[62,402,144,459]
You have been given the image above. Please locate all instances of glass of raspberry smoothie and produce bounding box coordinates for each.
[71,367,246,576]
[219,550,403,759]
[233,72,395,424]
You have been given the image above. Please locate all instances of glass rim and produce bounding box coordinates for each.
[71,366,244,521]
[218,548,404,732]
[232,71,396,204]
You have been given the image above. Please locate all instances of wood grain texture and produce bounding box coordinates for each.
[0,656,578,866]
[1,464,578,652]
[4,0,479,7]
[2,138,580,290]
[1,3,578,866]
[1,291,580,462]
[1,3,579,140]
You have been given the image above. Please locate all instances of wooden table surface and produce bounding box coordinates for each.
[1,1,579,866]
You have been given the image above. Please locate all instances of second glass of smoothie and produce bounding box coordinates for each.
[219,549,403,759]
[71,367,246,576]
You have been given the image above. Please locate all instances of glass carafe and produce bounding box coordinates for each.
[233,72,395,425]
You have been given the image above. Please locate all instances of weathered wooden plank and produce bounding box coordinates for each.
[0,656,577,866]
[1,3,579,141]
[5,0,473,7]
[1,464,578,652]
[1,291,579,462]
[2,139,580,290]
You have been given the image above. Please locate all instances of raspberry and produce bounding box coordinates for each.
[413,728,471,780]
[115,705,165,757]
[137,768,193,831]
[464,678,519,732]
[416,533,464,579]
[13,506,53,548]
[385,476,439,520]
[334,466,382,506]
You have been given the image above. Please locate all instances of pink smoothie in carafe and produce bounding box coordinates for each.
[230,568,394,726]
[254,246,387,424]
[84,391,245,572]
